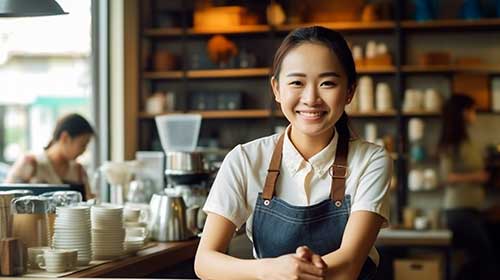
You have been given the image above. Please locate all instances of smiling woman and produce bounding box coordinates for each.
[194,26,392,280]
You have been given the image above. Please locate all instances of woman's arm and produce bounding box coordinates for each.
[195,213,327,280]
[446,170,489,184]
[322,211,384,280]
[76,163,95,200]
[4,155,36,183]
[440,150,489,185]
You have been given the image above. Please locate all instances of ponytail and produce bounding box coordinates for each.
[335,111,350,139]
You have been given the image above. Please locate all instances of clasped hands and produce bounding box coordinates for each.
[265,246,328,280]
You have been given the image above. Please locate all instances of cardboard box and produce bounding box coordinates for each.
[194,7,246,30]
[452,73,490,111]
[394,256,442,280]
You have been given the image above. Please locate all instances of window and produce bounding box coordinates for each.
[0,0,94,181]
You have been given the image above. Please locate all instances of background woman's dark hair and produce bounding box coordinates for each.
[270,26,356,137]
[46,113,95,149]
[438,94,475,152]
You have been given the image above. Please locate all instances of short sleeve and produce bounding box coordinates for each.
[351,146,392,227]
[203,145,250,229]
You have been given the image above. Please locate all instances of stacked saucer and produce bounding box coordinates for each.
[52,206,92,265]
[91,204,124,260]
[124,236,146,254]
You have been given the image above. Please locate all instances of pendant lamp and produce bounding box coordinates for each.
[0,0,67,17]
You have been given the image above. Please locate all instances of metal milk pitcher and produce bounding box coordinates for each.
[148,193,192,241]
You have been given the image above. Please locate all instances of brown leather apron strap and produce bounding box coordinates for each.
[330,131,349,206]
[262,133,285,201]
[262,131,349,207]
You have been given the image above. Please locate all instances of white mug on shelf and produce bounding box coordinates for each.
[365,41,377,59]
[408,118,425,142]
[375,82,393,112]
[352,45,363,62]
[408,169,424,191]
[424,88,442,112]
[358,76,374,112]
[403,89,424,112]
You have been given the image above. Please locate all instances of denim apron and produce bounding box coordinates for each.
[252,132,377,280]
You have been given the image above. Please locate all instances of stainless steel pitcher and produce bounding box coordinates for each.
[148,193,192,241]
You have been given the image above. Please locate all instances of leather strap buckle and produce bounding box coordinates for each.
[329,164,349,179]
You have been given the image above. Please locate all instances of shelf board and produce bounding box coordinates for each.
[402,65,500,74]
[143,21,396,37]
[139,111,184,119]
[274,110,397,118]
[402,18,500,30]
[143,28,184,37]
[357,65,396,74]
[349,110,397,117]
[187,68,269,78]
[139,110,271,119]
[190,110,271,119]
[188,25,271,35]
[143,67,395,80]
[275,21,396,32]
[143,71,183,79]
[402,111,440,117]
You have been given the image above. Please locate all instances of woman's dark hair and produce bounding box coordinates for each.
[46,113,95,149]
[438,94,475,152]
[270,26,356,137]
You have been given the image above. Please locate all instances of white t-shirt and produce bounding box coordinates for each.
[203,127,392,264]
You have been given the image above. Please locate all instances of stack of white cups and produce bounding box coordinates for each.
[91,205,125,260]
[52,206,92,265]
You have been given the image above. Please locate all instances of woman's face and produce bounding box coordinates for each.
[271,42,353,140]
[463,106,477,124]
[62,133,92,160]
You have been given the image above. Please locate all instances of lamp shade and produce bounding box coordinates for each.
[0,0,67,17]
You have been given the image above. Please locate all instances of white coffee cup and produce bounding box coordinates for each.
[124,207,141,222]
[28,246,50,269]
[37,249,75,273]
[414,216,429,230]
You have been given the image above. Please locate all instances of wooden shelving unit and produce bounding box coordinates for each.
[131,0,500,223]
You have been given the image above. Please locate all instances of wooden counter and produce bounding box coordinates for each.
[64,239,199,278]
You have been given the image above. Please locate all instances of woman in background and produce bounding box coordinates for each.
[5,113,95,200]
[438,94,495,280]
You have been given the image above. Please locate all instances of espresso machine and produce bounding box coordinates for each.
[149,114,211,240]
